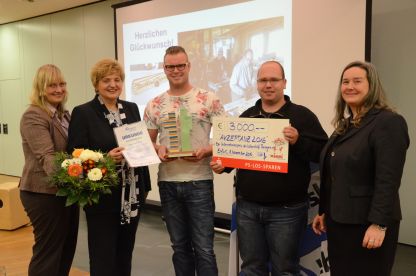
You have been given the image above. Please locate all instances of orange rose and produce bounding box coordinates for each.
[68,164,83,177]
[72,148,84,158]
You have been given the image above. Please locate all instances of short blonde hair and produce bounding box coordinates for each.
[90,59,125,92]
[30,64,67,117]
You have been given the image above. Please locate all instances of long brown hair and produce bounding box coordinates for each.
[333,61,393,134]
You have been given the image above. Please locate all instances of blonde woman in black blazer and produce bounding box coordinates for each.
[312,61,409,276]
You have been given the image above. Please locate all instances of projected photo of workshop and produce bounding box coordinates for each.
[179,17,284,116]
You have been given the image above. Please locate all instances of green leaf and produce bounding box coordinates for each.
[91,193,100,204]
[65,198,75,207]
[79,200,87,208]
[79,196,88,207]
[56,188,69,196]
[66,194,79,206]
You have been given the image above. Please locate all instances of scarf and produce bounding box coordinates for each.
[98,95,140,225]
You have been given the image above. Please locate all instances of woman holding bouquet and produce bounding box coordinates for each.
[67,58,151,276]
[20,64,79,276]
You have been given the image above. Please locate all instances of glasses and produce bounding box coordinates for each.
[48,82,67,89]
[164,63,188,72]
[257,78,283,85]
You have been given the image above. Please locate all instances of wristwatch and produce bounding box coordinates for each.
[374,224,387,231]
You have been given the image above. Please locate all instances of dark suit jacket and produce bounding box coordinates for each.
[20,105,70,194]
[319,108,409,226]
[67,95,151,214]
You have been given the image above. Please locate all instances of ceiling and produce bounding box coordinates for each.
[2,0,416,26]
[0,0,104,25]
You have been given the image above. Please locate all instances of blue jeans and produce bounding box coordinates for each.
[236,198,308,276]
[158,180,218,276]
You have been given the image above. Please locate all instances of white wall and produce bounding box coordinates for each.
[372,0,416,246]
[0,22,25,176]
[292,0,366,134]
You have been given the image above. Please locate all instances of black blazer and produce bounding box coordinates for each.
[319,108,409,226]
[67,95,151,214]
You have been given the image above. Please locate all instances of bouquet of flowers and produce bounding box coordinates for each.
[51,148,119,207]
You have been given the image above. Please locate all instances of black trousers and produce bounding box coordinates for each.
[326,215,400,276]
[85,211,140,276]
[20,190,79,276]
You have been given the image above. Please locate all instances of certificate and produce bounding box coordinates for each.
[113,121,161,167]
[212,117,289,173]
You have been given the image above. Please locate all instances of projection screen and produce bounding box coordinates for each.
[114,0,368,216]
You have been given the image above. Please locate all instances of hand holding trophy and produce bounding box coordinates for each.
[163,107,196,158]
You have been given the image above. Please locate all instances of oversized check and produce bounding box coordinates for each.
[113,121,160,167]
[212,117,289,173]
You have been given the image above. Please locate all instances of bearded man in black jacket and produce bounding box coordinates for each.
[211,61,328,276]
